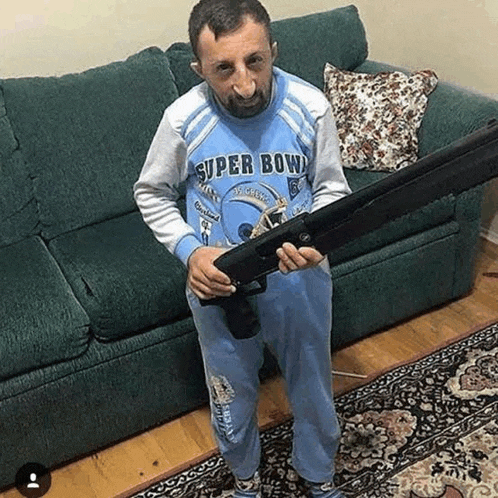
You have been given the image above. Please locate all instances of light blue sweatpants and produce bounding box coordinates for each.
[186,263,341,484]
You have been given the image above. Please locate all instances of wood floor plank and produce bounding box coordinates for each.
[2,237,498,498]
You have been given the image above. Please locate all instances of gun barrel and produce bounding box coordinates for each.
[313,119,498,253]
[214,119,498,287]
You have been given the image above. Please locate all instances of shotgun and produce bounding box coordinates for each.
[202,119,498,338]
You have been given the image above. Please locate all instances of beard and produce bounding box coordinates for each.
[224,87,271,119]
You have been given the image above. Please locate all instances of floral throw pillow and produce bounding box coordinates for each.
[323,63,438,171]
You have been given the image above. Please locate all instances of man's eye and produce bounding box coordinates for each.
[217,64,233,74]
[248,56,264,67]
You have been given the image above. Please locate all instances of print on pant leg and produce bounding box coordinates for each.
[209,374,237,443]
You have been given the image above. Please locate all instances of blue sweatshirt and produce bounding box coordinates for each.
[134,67,351,267]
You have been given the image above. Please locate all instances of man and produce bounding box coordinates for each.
[134,1,351,496]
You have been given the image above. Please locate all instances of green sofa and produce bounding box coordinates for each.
[1,4,497,490]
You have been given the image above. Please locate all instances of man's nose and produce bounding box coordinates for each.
[233,67,256,99]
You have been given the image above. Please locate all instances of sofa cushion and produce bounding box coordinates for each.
[166,5,368,95]
[166,43,204,97]
[0,237,90,380]
[324,63,438,171]
[48,211,190,341]
[0,83,39,248]
[2,47,179,240]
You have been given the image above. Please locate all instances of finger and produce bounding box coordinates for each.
[189,271,236,297]
[277,247,296,271]
[189,277,234,300]
[202,270,236,294]
[209,262,233,283]
[187,275,212,300]
[298,246,325,265]
[278,258,291,274]
[277,247,300,272]
[191,286,214,300]
[191,274,235,297]
[280,242,308,268]
[188,247,232,286]
[190,259,232,289]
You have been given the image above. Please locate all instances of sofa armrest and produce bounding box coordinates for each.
[344,59,491,298]
[456,185,485,294]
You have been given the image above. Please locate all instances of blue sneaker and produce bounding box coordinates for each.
[233,471,262,498]
[307,481,344,498]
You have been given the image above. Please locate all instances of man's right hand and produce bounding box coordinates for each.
[187,247,237,300]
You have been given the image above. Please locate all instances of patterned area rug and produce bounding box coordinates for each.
[131,323,498,497]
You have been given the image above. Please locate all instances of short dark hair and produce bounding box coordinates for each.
[189,0,272,59]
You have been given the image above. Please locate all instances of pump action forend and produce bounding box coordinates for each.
[210,119,498,292]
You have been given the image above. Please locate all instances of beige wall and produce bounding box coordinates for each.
[3,0,498,89]
[2,0,498,237]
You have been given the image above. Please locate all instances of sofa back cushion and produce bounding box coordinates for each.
[2,47,178,240]
[417,82,498,157]
[272,5,368,89]
[167,5,368,95]
[0,84,39,248]
[166,43,204,97]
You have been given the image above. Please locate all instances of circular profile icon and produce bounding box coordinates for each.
[15,463,51,498]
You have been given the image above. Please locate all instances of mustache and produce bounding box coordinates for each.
[225,88,270,118]
[233,90,264,103]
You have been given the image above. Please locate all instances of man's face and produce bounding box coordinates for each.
[192,17,277,118]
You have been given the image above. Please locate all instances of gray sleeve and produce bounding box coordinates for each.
[133,111,203,266]
[309,108,352,212]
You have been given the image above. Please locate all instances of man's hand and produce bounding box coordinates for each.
[187,247,236,300]
[276,242,325,274]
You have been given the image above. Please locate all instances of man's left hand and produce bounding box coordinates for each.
[276,242,325,273]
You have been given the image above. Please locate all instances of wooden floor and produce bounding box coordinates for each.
[4,237,498,498]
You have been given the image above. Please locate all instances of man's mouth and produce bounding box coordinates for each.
[237,94,261,107]
[226,90,268,118]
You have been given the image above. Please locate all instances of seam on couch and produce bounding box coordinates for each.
[43,207,140,243]
[0,197,37,225]
[451,186,484,297]
[0,81,43,241]
[450,192,460,296]
[81,276,95,297]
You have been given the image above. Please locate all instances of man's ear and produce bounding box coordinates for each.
[190,60,205,79]
[271,41,278,63]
